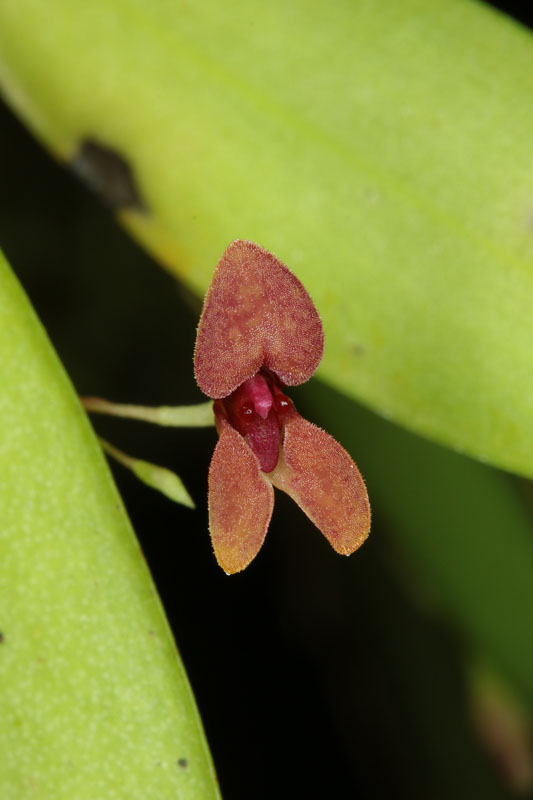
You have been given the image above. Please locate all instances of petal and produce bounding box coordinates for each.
[194,240,324,398]
[208,417,274,574]
[270,411,370,555]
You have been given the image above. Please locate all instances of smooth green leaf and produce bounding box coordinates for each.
[298,380,533,709]
[0,251,220,798]
[1,0,532,475]
[100,437,196,509]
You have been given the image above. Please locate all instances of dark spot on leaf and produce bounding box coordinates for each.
[348,339,366,357]
[72,139,147,212]
[177,758,188,769]
[0,632,4,643]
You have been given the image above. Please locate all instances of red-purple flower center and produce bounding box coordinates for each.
[215,370,292,473]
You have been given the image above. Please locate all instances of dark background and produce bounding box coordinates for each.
[1,4,530,797]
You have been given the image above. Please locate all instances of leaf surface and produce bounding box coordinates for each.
[1,0,532,474]
[0,251,220,799]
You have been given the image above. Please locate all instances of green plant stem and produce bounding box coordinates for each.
[82,396,214,427]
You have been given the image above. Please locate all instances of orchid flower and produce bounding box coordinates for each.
[194,240,370,574]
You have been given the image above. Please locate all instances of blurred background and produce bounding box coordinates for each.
[1,2,532,797]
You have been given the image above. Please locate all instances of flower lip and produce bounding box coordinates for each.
[215,370,292,474]
[244,374,273,420]
[194,240,324,400]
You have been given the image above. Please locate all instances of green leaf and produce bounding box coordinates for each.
[0,251,220,798]
[298,380,533,709]
[1,0,532,475]
[100,437,196,509]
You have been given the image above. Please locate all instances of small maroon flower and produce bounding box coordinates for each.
[195,240,370,574]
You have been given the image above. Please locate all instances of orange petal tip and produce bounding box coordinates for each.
[270,411,370,555]
[208,416,274,574]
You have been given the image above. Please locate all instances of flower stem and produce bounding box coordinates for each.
[82,396,214,427]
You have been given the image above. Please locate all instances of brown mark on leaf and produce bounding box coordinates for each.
[72,139,147,212]
[177,758,188,769]
[348,339,366,357]
[0,632,4,644]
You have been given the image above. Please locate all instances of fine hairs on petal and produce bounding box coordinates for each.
[196,239,370,573]
[269,410,370,555]
[194,240,324,399]
[208,416,274,574]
